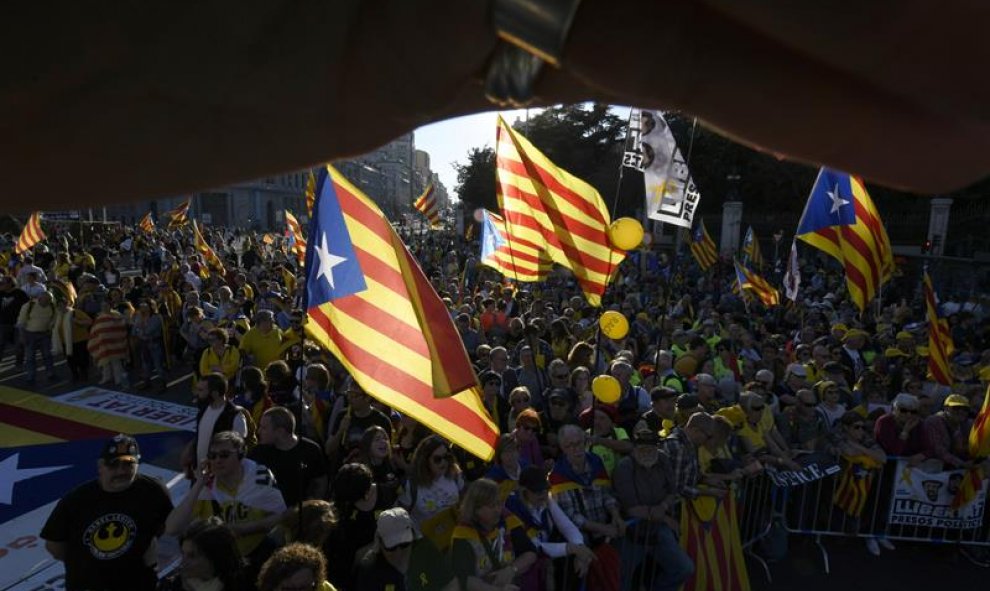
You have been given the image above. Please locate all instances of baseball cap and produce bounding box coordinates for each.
[785,363,808,378]
[695,373,716,386]
[377,507,416,549]
[631,427,660,446]
[944,394,970,408]
[518,465,550,493]
[101,434,140,463]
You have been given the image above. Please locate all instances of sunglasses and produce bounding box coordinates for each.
[208,450,236,460]
[107,458,137,469]
[431,453,450,465]
[384,541,413,551]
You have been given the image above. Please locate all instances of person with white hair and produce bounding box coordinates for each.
[873,393,928,464]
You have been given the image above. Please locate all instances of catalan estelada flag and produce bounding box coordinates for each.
[970,384,990,459]
[741,226,764,268]
[690,219,718,271]
[734,259,779,307]
[495,116,623,306]
[796,168,893,312]
[680,495,749,591]
[305,170,317,217]
[285,210,307,268]
[833,454,883,517]
[413,183,441,228]
[304,166,498,459]
[480,210,551,282]
[923,270,954,385]
[192,220,225,276]
[138,212,155,233]
[15,212,45,254]
[951,465,985,510]
[166,198,191,229]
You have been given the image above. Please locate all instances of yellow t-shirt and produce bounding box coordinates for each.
[738,420,768,452]
[239,326,284,369]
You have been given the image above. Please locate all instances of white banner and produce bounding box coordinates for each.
[52,389,197,432]
[887,460,988,529]
[625,109,701,229]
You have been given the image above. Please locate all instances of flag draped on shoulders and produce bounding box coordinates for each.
[548,453,610,495]
[413,183,441,228]
[167,198,191,229]
[15,211,45,254]
[480,209,551,282]
[495,116,623,306]
[680,495,750,591]
[796,168,893,312]
[690,220,718,271]
[284,210,307,268]
[733,259,779,307]
[304,165,498,459]
[922,271,954,386]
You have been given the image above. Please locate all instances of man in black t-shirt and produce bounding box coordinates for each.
[41,434,174,591]
[249,406,328,507]
[354,507,456,591]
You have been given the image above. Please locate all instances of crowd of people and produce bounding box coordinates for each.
[4,219,988,591]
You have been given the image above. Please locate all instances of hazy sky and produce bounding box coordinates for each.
[414,108,531,201]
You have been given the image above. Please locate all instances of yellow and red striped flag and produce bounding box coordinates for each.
[285,210,307,268]
[479,210,551,282]
[304,166,498,459]
[734,259,779,307]
[192,220,225,276]
[679,495,749,591]
[971,385,990,459]
[166,198,191,229]
[922,270,954,385]
[690,219,718,271]
[305,170,317,217]
[796,168,893,312]
[15,211,45,254]
[138,211,155,233]
[413,183,441,228]
[742,226,764,268]
[495,116,623,306]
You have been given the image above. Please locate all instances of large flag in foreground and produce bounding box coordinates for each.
[284,210,307,268]
[15,212,45,254]
[689,220,718,271]
[734,259,779,307]
[741,226,764,268]
[480,210,551,282]
[167,198,191,229]
[413,183,441,228]
[796,168,893,312]
[304,166,498,459]
[495,116,623,306]
[922,271,954,385]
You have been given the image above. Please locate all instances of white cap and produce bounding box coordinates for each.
[377,507,416,549]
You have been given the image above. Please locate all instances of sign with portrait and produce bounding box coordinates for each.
[887,461,988,529]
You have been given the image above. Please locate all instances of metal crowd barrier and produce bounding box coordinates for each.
[776,456,990,573]
[737,472,782,583]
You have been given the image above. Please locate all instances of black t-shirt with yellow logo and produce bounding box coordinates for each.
[41,475,173,591]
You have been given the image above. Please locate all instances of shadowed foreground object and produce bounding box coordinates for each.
[0,0,987,211]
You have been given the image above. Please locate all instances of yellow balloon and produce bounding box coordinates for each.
[608,217,645,250]
[599,310,629,340]
[592,375,622,404]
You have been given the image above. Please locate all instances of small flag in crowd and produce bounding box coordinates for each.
[970,385,990,459]
[464,223,477,241]
[304,165,498,459]
[166,198,191,229]
[796,168,893,312]
[833,455,882,517]
[922,270,954,386]
[783,240,801,302]
[741,226,764,268]
[734,259,779,307]
[305,170,317,217]
[495,115,624,306]
[15,211,45,254]
[689,219,718,271]
[413,183,441,228]
[138,212,155,233]
[285,210,307,268]
[192,220,225,276]
[480,210,551,282]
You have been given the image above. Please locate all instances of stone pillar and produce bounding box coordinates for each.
[721,201,743,254]
[928,198,952,257]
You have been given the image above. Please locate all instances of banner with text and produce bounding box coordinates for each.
[887,460,988,529]
[766,460,841,488]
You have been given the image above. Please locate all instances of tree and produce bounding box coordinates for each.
[454,146,496,213]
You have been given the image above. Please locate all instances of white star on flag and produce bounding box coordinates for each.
[314,232,347,290]
[827,184,850,215]
[0,453,72,505]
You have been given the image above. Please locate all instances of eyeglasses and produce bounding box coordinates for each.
[107,459,137,469]
[431,453,450,465]
[207,450,236,460]
[384,541,413,551]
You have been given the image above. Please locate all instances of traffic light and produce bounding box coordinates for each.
[921,239,932,254]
